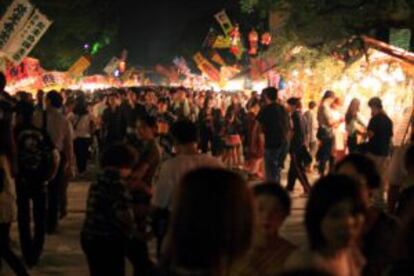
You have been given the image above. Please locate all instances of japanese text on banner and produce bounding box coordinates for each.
[6,9,52,65]
[0,0,33,51]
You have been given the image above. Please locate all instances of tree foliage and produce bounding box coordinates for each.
[241,0,414,71]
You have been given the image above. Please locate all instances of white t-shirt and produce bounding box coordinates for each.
[152,154,223,210]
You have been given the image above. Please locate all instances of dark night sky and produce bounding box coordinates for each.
[117,0,241,67]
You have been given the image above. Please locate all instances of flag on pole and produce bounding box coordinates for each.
[210,51,226,67]
[202,28,218,48]
[5,9,52,65]
[0,0,33,51]
[214,10,233,36]
[193,52,221,82]
[68,56,91,77]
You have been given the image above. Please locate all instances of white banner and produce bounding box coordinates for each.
[103,57,120,75]
[5,9,52,65]
[0,0,33,51]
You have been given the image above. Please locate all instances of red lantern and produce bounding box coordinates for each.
[248,29,259,55]
[261,32,272,46]
[230,25,241,57]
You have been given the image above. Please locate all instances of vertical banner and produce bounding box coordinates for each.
[68,56,91,77]
[214,10,233,36]
[193,52,221,82]
[202,28,218,48]
[103,57,120,75]
[0,0,33,51]
[173,56,191,76]
[5,9,52,65]
[210,51,226,67]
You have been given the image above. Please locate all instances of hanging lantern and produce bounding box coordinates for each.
[119,61,126,73]
[248,28,259,55]
[261,32,272,47]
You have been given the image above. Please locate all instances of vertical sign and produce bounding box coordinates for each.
[0,0,33,51]
[5,9,52,65]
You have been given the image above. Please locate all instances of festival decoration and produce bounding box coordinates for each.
[210,51,226,67]
[103,57,120,75]
[248,28,259,55]
[193,52,221,82]
[229,24,244,59]
[213,36,231,49]
[214,10,233,36]
[0,0,33,52]
[261,32,272,47]
[6,9,52,65]
[68,55,91,77]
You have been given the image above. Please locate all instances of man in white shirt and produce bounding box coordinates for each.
[152,120,222,211]
[151,120,222,257]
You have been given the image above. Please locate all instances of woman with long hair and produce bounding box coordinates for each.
[285,175,366,276]
[345,99,366,153]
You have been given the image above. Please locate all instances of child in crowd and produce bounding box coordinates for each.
[81,143,138,276]
[231,183,296,276]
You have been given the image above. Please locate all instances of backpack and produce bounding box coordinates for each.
[17,121,55,182]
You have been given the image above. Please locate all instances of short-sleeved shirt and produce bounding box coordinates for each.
[257,103,290,149]
[367,113,393,156]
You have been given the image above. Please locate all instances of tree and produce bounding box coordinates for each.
[240,0,414,64]
[0,0,121,70]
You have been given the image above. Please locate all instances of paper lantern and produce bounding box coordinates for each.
[248,29,259,55]
[261,32,272,46]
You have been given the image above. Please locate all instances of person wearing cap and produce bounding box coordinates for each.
[366,97,393,208]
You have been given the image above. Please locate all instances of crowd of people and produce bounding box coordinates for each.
[0,70,413,276]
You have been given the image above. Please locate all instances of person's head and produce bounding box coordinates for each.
[203,96,214,110]
[15,101,34,125]
[253,183,291,240]
[108,92,119,107]
[368,97,383,117]
[262,87,278,103]
[169,168,253,271]
[247,98,260,115]
[100,143,137,178]
[308,101,316,110]
[127,90,137,104]
[404,144,414,175]
[305,175,366,252]
[36,90,44,106]
[321,90,335,106]
[73,97,88,116]
[0,72,5,92]
[46,90,63,109]
[335,154,381,208]
[158,97,169,113]
[136,115,157,141]
[171,119,198,146]
[287,97,301,113]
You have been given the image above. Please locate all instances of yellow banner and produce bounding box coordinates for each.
[213,35,231,49]
[68,56,91,77]
[211,51,226,67]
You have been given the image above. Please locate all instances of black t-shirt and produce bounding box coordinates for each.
[257,103,290,149]
[367,112,393,156]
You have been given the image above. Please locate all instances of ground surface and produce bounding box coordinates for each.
[3,170,311,276]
